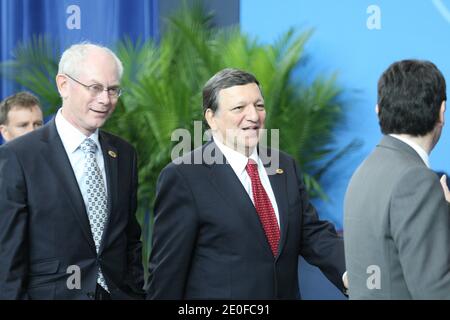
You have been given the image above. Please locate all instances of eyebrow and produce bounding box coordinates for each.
[232,98,264,105]
[16,121,30,126]
[88,79,120,87]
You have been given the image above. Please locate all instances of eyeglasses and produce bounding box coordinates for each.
[65,74,122,98]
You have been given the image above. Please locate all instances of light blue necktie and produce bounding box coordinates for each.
[80,138,109,291]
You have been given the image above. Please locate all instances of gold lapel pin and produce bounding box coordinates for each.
[276,168,284,174]
[108,150,117,158]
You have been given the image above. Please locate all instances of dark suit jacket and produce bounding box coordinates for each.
[147,141,345,299]
[0,119,144,299]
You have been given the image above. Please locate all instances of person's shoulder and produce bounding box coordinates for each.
[100,130,136,153]
[165,144,208,171]
[259,146,293,160]
[387,165,441,202]
[162,142,225,178]
[277,148,294,161]
[259,146,296,169]
[400,165,439,182]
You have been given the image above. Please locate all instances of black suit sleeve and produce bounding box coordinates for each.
[0,146,29,299]
[123,149,145,298]
[146,164,199,299]
[293,160,346,292]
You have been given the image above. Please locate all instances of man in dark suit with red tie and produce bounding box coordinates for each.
[0,43,144,299]
[147,68,346,299]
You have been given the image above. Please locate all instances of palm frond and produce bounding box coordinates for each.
[0,35,60,113]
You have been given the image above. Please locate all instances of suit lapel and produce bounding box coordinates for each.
[40,120,96,254]
[98,131,118,254]
[207,142,274,257]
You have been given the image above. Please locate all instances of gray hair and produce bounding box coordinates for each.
[202,68,261,115]
[58,42,123,79]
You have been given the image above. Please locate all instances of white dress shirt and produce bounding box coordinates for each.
[389,134,430,168]
[55,108,108,212]
[214,137,280,226]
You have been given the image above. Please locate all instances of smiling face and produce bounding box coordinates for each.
[56,47,120,136]
[205,82,266,155]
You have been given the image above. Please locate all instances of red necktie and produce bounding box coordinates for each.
[246,159,280,256]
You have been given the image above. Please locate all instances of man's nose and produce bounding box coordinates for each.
[245,105,259,121]
[97,89,111,104]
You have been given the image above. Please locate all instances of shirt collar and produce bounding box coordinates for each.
[55,108,100,154]
[213,136,260,175]
[389,134,430,168]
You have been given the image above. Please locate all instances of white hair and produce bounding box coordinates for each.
[57,42,123,79]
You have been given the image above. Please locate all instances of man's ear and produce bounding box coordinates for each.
[0,124,10,142]
[204,108,216,130]
[56,74,69,99]
[439,100,446,126]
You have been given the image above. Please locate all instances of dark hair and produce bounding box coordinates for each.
[0,91,42,125]
[202,68,261,116]
[377,59,446,136]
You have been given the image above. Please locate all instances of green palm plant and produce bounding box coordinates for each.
[0,35,61,114]
[0,3,359,273]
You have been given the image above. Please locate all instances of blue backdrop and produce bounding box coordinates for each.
[242,0,450,231]
[0,0,158,99]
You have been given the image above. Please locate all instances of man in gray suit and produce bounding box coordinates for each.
[344,59,450,299]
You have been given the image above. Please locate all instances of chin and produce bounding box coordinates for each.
[93,117,108,126]
[237,139,259,153]
[245,137,259,148]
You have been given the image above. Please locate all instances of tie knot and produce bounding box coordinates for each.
[80,138,97,155]
[246,158,258,175]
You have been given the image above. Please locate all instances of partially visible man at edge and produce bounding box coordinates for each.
[0,91,43,142]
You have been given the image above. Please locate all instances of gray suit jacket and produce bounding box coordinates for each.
[344,135,450,299]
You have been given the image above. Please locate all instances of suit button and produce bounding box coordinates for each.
[87,292,95,299]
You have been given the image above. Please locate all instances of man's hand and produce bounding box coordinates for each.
[440,174,450,203]
[342,271,349,296]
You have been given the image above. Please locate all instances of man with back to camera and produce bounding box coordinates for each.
[344,59,450,299]
[0,43,144,299]
[0,91,43,142]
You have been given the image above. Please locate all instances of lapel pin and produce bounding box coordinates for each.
[108,150,117,158]
[276,168,284,174]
